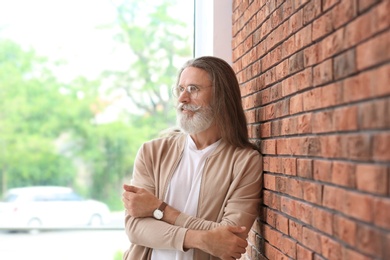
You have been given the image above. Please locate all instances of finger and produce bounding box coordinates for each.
[123,184,140,192]
[228,225,246,234]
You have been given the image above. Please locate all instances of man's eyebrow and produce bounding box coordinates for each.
[178,83,201,87]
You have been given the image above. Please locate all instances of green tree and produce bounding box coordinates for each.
[107,0,192,136]
[0,40,82,191]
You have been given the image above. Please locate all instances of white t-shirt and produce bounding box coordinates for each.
[151,135,220,260]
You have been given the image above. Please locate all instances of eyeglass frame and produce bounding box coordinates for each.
[172,84,212,99]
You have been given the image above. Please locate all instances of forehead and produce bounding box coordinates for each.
[179,67,211,86]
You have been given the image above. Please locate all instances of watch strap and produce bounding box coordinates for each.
[158,202,167,212]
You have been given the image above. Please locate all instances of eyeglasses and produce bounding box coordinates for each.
[172,85,201,99]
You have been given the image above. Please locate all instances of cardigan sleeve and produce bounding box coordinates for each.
[124,142,188,251]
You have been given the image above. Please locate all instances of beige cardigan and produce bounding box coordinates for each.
[123,133,263,260]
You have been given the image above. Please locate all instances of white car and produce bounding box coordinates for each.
[0,186,111,230]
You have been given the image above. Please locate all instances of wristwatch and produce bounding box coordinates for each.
[153,201,167,220]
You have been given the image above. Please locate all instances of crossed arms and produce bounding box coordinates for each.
[122,143,262,260]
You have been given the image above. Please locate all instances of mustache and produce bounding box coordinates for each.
[177,103,201,112]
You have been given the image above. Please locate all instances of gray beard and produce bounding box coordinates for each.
[177,105,214,134]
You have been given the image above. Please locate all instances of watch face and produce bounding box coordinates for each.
[153,209,163,220]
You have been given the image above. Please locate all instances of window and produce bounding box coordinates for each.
[0,1,194,259]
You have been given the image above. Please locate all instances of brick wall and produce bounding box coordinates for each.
[232,0,390,259]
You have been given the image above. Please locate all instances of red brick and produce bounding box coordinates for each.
[282,35,295,59]
[264,67,276,87]
[372,64,390,97]
[344,11,373,48]
[375,0,390,33]
[285,178,302,199]
[263,103,275,120]
[383,231,390,260]
[321,236,342,260]
[304,43,324,66]
[263,224,281,248]
[282,157,297,175]
[281,117,296,136]
[321,28,345,60]
[263,190,273,209]
[289,219,303,242]
[374,198,390,229]
[312,110,334,133]
[281,196,296,216]
[323,185,345,212]
[275,212,289,234]
[313,160,332,182]
[264,173,276,191]
[302,88,322,111]
[356,223,384,258]
[260,121,271,138]
[342,72,373,103]
[323,0,338,11]
[333,105,358,131]
[344,190,375,222]
[270,83,282,103]
[297,243,314,260]
[358,0,379,12]
[303,0,322,24]
[332,0,358,28]
[357,30,390,71]
[276,176,287,194]
[289,94,303,114]
[289,50,304,74]
[297,113,312,134]
[312,11,333,41]
[297,158,313,179]
[302,227,322,252]
[290,9,303,33]
[263,207,276,227]
[296,68,313,91]
[312,207,333,235]
[261,139,276,155]
[295,24,312,51]
[372,132,390,161]
[280,236,297,258]
[282,68,312,97]
[302,181,322,204]
[320,82,343,108]
[320,135,343,158]
[275,59,289,81]
[359,98,390,130]
[333,214,357,246]
[313,59,333,86]
[356,164,389,195]
[331,161,356,188]
[341,134,371,161]
[281,1,297,19]
[271,120,281,136]
[333,48,356,80]
[264,241,287,259]
[342,247,373,260]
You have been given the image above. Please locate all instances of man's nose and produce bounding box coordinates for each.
[178,90,190,102]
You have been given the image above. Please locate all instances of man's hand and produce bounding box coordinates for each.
[185,226,248,260]
[122,184,160,218]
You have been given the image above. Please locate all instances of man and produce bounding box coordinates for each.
[122,56,263,260]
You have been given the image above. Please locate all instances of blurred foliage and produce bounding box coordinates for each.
[0,0,192,210]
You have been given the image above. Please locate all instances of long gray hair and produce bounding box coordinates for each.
[176,56,258,150]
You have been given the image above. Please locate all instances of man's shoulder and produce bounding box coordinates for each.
[217,141,261,157]
[142,131,185,149]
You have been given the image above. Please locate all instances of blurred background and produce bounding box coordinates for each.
[0,0,194,259]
